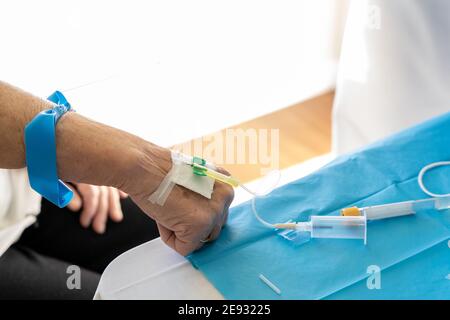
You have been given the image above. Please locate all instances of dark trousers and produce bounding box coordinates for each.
[0,198,159,299]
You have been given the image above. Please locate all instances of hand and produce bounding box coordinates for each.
[67,183,128,234]
[134,179,233,256]
[124,147,234,256]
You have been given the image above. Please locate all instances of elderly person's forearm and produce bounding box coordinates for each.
[0,81,170,193]
[0,81,233,255]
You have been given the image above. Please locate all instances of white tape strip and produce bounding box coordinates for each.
[148,167,177,206]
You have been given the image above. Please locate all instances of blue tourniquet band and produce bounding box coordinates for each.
[24,91,74,208]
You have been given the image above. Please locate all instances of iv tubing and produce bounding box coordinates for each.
[418,161,450,197]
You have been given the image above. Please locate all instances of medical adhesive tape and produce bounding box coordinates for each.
[148,151,215,206]
[148,152,181,205]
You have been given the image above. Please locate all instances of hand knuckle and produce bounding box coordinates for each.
[198,215,213,230]
[225,185,234,199]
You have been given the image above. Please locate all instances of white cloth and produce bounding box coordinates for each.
[333,0,450,155]
[95,155,334,299]
[94,238,224,300]
[0,168,41,257]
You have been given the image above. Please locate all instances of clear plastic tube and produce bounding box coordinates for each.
[418,161,450,197]
[341,195,450,220]
[309,216,367,244]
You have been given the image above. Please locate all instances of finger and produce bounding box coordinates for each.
[222,208,229,227]
[207,206,229,242]
[67,187,82,212]
[194,240,206,251]
[181,237,204,255]
[108,188,124,222]
[158,223,202,256]
[206,224,222,242]
[79,185,100,228]
[92,186,109,234]
[157,223,179,252]
[157,223,175,247]
[217,185,233,229]
[119,190,129,199]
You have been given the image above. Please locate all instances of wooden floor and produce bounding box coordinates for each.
[173,91,334,182]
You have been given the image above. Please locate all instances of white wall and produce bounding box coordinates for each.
[1,0,347,146]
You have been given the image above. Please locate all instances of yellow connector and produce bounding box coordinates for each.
[192,163,240,187]
[340,206,361,216]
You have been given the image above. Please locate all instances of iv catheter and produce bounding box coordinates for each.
[178,153,241,187]
[188,155,271,196]
[173,153,217,171]
[341,195,450,220]
[174,152,241,186]
[192,163,240,187]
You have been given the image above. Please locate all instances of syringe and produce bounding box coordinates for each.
[340,195,450,220]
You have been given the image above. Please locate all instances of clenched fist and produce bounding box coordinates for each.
[123,147,234,256]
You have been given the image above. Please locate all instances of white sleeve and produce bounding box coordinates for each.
[0,168,42,257]
[7,168,42,221]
